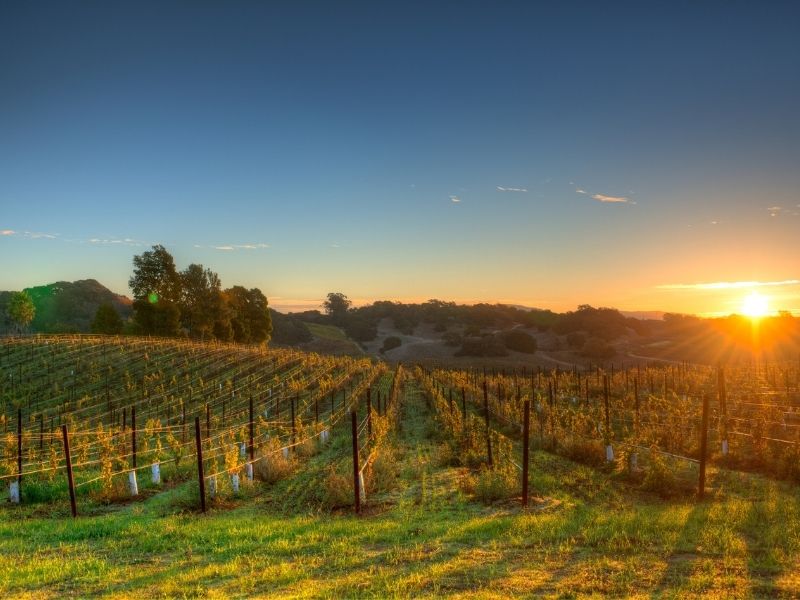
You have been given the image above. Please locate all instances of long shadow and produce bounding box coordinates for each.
[741,479,795,597]
[649,499,710,597]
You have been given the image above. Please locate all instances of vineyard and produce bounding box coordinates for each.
[0,335,392,514]
[2,335,800,598]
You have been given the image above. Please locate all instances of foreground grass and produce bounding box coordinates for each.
[1,383,799,598]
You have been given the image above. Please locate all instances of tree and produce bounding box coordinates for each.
[91,303,123,334]
[7,291,35,333]
[180,264,224,339]
[129,245,182,336]
[502,330,537,354]
[323,292,351,326]
[380,336,402,353]
[224,286,272,344]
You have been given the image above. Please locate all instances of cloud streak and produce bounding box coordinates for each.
[88,237,146,246]
[496,186,528,193]
[592,193,630,204]
[199,242,271,251]
[450,195,461,203]
[1,229,59,239]
[657,280,800,290]
[573,183,634,204]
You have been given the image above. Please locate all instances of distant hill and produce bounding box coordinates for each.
[0,279,132,333]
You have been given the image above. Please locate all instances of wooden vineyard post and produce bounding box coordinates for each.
[315,395,319,424]
[206,403,210,439]
[249,395,255,461]
[331,392,335,419]
[448,388,453,412]
[194,417,206,513]
[131,407,137,469]
[351,409,360,514]
[698,393,710,500]
[17,408,22,490]
[461,387,467,422]
[61,424,77,518]
[483,380,493,467]
[522,398,530,507]
[718,366,728,455]
[291,395,297,447]
[604,375,613,462]
[366,388,372,439]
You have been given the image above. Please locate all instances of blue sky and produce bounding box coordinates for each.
[2,1,799,314]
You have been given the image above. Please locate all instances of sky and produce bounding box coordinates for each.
[1,1,799,315]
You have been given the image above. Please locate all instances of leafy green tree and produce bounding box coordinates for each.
[323,292,351,326]
[224,286,272,344]
[129,245,182,336]
[91,303,123,334]
[6,291,35,333]
[180,264,225,339]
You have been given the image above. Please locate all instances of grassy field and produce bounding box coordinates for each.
[304,323,349,342]
[2,375,800,598]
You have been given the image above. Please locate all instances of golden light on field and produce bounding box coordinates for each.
[741,291,769,318]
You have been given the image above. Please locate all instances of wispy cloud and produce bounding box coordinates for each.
[592,193,631,204]
[88,237,146,246]
[2,229,59,239]
[768,206,782,217]
[573,183,634,204]
[496,186,528,193]
[450,195,461,203]
[201,242,270,251]
[657,280,800,290]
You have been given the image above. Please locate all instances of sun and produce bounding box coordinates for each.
[741,291,769,318]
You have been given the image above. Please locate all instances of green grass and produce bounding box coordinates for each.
[304,323,349,342]
[2,378,800,598]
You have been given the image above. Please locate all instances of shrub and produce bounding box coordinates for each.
[455,335,508,357]
[254,439,295,484]
[641,447,676,496]
[366,446,399,494]
[559,437,606,467]
[380,336,402,353]
[322,465,353,508]
[580,337,616,359]
[566,331,586,348]
[502,330,537,354]
[472,463,518,503]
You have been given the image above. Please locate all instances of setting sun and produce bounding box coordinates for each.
[741,291,770,318]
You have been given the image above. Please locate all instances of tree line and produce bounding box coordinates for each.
[127,245,272,343]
